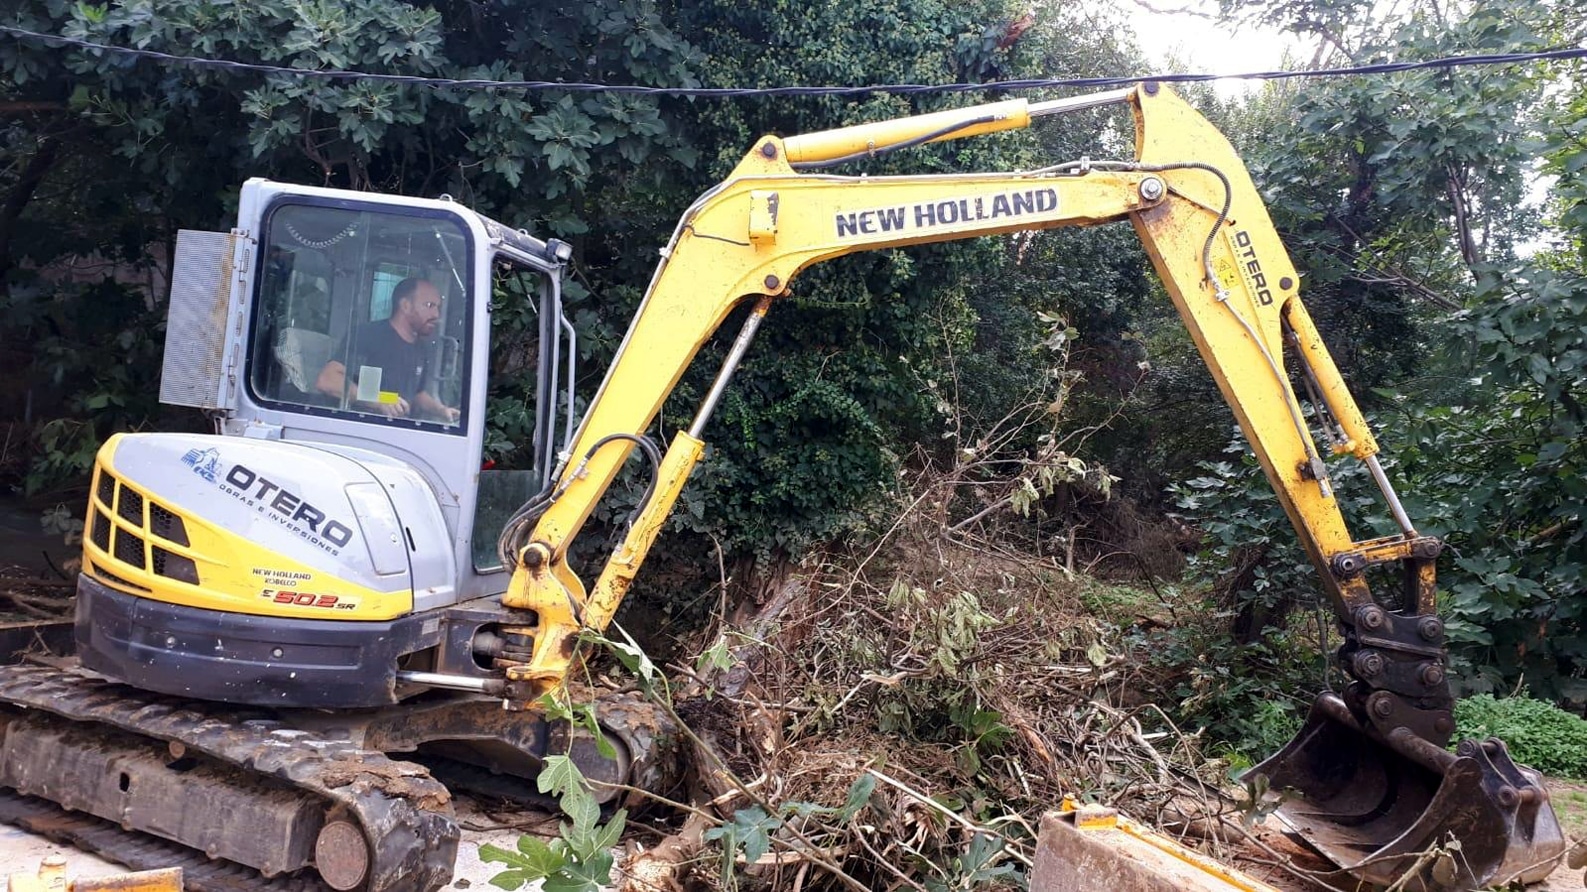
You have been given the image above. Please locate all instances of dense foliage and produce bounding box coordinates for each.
[1455,693,1587,778]
[2,0,1079,568]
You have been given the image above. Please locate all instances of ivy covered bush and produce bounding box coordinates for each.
[1455,694,1587,778]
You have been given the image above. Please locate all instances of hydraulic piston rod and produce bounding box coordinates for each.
[783,88,1134,164]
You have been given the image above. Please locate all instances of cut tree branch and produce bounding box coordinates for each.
[1325,221,1462,310]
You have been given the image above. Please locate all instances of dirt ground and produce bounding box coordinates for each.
[6,789,1581,891]
[1540,778,1587,891]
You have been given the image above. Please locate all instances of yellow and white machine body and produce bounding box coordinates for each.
[77,179,579,706]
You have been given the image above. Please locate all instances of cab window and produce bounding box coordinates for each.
[470,255,554,573]
[250,202,471,430]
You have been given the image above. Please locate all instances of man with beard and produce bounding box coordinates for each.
[316,277,460,423]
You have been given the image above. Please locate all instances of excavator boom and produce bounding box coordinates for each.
[496,83,1566,889]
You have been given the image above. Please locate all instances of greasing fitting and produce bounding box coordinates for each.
[1355,604,1386,630]
[1419,662,1446,686]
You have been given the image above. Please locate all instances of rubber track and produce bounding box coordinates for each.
[0,789,329,892]
[418,756,559,810]
[0,665,456,891]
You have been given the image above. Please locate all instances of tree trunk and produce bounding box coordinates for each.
[0,137,60,286]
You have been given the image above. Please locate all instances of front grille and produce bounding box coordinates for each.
[152,547,199,585]
[113,529,146,569]
[91,468,201,587]
[88,560,150,593]
[118,488,145,525]
[91,509,111,552]
[150,503,189,546]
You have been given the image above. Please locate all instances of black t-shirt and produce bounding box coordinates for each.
[341,320,430,401]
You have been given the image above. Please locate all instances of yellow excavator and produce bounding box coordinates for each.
[0,82,1566,890]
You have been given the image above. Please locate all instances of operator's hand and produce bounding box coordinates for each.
[414,393,460,423]
[368,397,409,417]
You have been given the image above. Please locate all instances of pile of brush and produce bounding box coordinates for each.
[613,472,1320,891]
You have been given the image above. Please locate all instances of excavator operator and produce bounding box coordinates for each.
[315,276,460,422]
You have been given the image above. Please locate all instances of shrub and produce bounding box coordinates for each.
[1454,694,1587,778]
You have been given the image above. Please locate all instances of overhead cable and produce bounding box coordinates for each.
[2,24,1584,97]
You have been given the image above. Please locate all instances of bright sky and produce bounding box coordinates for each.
[1121,0,1309,95]
[1121,2,1557,254]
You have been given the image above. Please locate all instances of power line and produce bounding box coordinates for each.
[3,24,1584,97]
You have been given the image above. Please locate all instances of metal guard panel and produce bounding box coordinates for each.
[160,229,236,410]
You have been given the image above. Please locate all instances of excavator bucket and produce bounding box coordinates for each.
[1251,696,1568,890]
[7,857,183,892]
[1033,800,1283,892]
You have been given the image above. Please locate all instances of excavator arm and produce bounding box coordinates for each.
[498,83,1565,889]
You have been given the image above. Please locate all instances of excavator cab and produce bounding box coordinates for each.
[149,181,577,636]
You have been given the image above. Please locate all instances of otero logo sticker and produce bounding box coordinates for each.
[222,464,354,552]
[181,450,355,555]
[182,447,220,483]
[835,188,1060,238]
[1228,229,1276,306]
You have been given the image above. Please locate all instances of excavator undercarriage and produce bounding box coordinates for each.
[0,658,677,891]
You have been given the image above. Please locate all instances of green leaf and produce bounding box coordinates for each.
[542,857,610,892]
[694,637,733,675]
[704,805,781,868]
[606,625,661,687]
[836,773,876,821]
[562,783,601,835]
[537,755,583,800]
[479,837,565,882]
[545,143,574,171]
[487,869,538,890]
[479,842,533,868]
[1536,441,1568,463]
[592,809,627,851]
[513,835,566,875]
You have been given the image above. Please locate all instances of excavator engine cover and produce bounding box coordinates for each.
[1252,694,1566,890]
